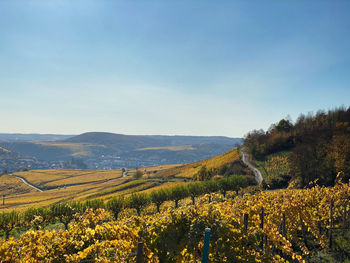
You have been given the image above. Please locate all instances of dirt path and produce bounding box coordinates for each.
[239,148,263,185]
[11,174,43,192]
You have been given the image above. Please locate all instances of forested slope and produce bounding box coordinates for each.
[244,106,350,188]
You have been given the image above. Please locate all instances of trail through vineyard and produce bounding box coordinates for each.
[240,147,263,184]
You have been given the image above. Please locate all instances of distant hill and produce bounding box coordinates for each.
[65,132,166,151]
[65,132,241,150]
[0,133,74,142]
[0,132,242,170]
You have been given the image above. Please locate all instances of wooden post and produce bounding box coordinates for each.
[279,213,286,237]
[260,207,264,251]
[329,200,334,250]
[343,202,347,231]
[202,228,211,263]
[243,214,248,233]
[136,241,143,263]
[348,201,350,229]
[299,216,308,249]
[282,213,286,237]
[260,208,264,229]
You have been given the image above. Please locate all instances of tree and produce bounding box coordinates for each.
[134,170,144,179]
[332,132,350,180]
[202,180,219,203]
[126,193,150,216]
[275,119,292,133]
[150,189,168,213]
[195,165,214,181]
[169,186,189,208]
[187,183,203,205]
[106,196,124,219]
[218,177,231,198]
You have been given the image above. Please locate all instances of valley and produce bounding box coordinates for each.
[0,132,242,172]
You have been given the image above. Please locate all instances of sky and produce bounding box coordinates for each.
[0,0,350,137]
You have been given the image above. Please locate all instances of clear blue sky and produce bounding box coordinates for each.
[1,0,349,137]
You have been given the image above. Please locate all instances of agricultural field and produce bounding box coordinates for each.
[0,169,172,212]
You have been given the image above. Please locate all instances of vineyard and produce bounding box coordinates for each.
[254,151,291,189]
[1,176,350,262]
[155,148,240,179]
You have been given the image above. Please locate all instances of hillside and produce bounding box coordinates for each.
[154,148,244,178]
[0,148,246,212]
[0,146,22,160]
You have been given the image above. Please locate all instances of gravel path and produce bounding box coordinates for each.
[11,174,43,192]
[239,148,263,185]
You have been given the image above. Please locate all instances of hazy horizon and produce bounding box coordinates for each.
[1,1,349,137]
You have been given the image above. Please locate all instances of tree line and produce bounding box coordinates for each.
[244,106,350,187]
[0,174,253,239]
